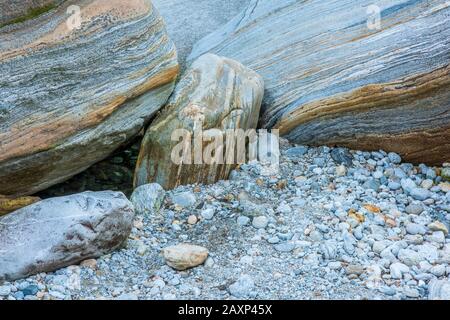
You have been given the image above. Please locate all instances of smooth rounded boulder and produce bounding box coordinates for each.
[0,0,179,196]
[0,191,135,281]
[190,0,450,165]
[134,53,264,190]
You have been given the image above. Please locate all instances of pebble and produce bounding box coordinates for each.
[345,265,365,276]
[22,285,39,296]
[331,148,353,166]
[273,242,296,253]
[410,188,431,201]
[390,263,410,279]
[0,285,11,297]
[405,203,424,215]
[398,249,422,267]
[171,192,196,208]
[252,216,269,229]
[130,183,165,215]
[404,287,420,298]
[286,146,308,157]
[406,223,427,235]
[229,275,255,298]
[428,221,448,235]
[200,208,215,220]
[237,216,250,226]
[187,215,198,225]
[388,152,402,164]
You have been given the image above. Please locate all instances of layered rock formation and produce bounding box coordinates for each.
[152,0,250,68]
[0,191,134,281]
[134,54,264,190]
[0,0,179,196]
[190,0,450,165]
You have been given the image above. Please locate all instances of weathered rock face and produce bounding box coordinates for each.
[0,191,134,281]
[190,0,450,165]
[0,0,179,196]
[134,53,264,190]
[152,0,250,68]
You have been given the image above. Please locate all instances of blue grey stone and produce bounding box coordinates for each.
[388,152,402,164]
[274,242,296,253]
[331,148,353,166]
[285,146,308,157]
[22,285,39,296]
[388,181,402,191]
[363,179,380,191]
[410,188,432,201]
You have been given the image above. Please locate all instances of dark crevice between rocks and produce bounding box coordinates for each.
[36,136,143,200]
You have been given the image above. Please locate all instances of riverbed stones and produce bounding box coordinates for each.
[190,0,450,165]
[0,191,135,281]
[134,53,264,190]
[0,0,179,196]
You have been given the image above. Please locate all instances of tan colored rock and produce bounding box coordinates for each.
[439,182,450,193]
[162,244,208,270]
[0,195,41,216]
[428,221,449,235]
[134,53,264,190]
[0,0,179,196]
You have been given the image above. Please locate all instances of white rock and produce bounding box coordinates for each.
[171,192,196,208]
[201,208,215,220]
[390,263,410,279]
[252,216,269,229]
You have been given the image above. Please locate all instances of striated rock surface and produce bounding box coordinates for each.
[134,53,264,190]
[190,0,450,165]
[152,0,250,68]
[0,195,41,216]
[0,191,134,281]
[0,0,179,196]
[428,279,450,300]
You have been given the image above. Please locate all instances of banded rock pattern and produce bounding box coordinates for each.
[0,191,134,281]
[134,54,264,190]
[0,0,179,196]
[190,0,450,165]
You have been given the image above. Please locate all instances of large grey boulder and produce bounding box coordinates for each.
[0,0,179,196]
[190,0,450,165]
[0,191,134,281]
[134,53,264,190]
